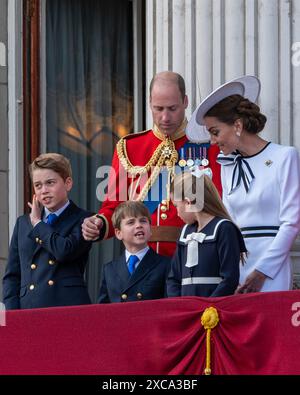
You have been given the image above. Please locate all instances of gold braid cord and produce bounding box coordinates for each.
[116,137,178,202]
[201,307,219,375]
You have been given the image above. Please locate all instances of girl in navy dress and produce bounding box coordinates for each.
[167,170,246,297]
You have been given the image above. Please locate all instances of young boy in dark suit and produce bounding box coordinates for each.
[98,201,170,303]
[3,153,92,309]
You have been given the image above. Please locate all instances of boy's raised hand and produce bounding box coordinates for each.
[82,215,103,241]
[28,194,43,226]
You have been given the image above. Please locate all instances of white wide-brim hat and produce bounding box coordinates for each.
[186,75,261,143]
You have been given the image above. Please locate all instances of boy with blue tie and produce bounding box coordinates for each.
[98,201,170,303]
[3,153,92,309]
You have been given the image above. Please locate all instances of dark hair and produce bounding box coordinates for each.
[149,71,186,101]
[205,94,267,134]
[112,201,151,229]
[29,153,72,180]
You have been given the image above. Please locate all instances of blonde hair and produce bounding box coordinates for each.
[112,201,151,230]
[29,153,72,180]
[171,171,231,220]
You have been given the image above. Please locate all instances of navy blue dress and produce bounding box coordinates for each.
[167,217,246,297]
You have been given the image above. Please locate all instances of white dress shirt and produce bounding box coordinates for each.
[125,246,150,270]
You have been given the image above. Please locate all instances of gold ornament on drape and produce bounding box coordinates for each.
[201,307,219,375]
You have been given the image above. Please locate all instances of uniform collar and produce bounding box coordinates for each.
[152,118,187,141]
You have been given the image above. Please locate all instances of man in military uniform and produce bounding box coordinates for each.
[82,71,221,257]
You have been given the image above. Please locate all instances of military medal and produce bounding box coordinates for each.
[178,159,187,167]
[178,142,210,170]
[186,159,194,167]
[187,147,194,167]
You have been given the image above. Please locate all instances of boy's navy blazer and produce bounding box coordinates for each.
[98,248,170,303]
[3,201,92,309]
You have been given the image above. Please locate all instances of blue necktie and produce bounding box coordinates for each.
[47,213,58,226]
[128,255,139,275]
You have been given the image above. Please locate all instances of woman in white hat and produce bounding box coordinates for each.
[187,76,300,293]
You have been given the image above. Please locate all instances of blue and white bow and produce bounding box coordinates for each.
[217,152,255,193]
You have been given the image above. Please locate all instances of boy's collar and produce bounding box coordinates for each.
[44,200,70,219]
[125,246,149,262]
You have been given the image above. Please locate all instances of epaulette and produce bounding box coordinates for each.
[122,129,151,139]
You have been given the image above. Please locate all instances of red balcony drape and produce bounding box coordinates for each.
[0,291,299,375]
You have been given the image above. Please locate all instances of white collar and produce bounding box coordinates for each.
[125,246,149,263]
[44,200,70,221]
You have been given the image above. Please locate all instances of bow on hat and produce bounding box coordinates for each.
[184,232,206,268]
[217,152,255,193]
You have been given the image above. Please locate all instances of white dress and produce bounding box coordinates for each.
[218,142,300,291]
